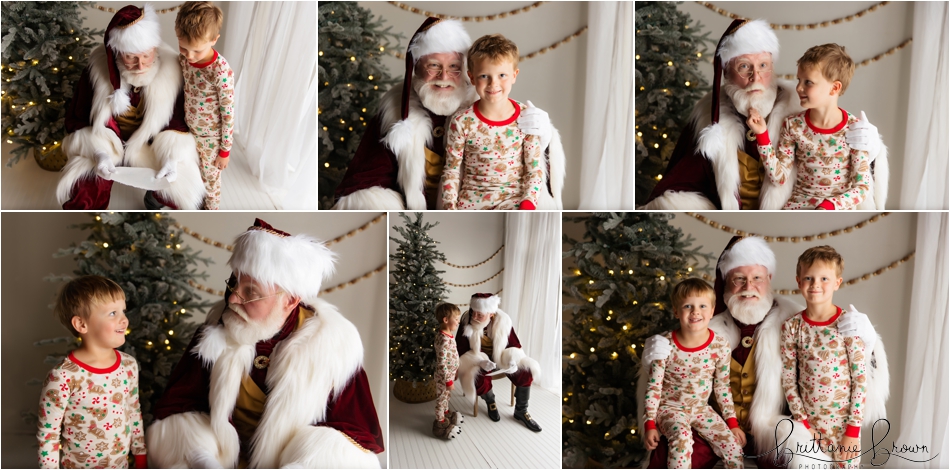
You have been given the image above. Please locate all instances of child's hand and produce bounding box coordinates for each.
[838,435,860,464]
[215,156,229,170]
[644,428,660,450]
[731,427,747,448]
[448,382,455,391]
[747,108,767,136]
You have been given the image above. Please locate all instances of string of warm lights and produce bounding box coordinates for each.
[696,1,890,29]
[388,1,545,21]
[686,212,889,241]
[443,268,504,288]
[440,245,504,269]
[779,39,912,80]
[94,3,182,14]
[172,214,384,251]
[392,26,587,62]
[187,263,388,297]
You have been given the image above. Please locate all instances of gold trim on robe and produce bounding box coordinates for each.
[737,149,765,210]
[424,147,445,208]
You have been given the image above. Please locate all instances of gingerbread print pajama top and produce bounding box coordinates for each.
[644,330,744,469]
[435,330,460,420]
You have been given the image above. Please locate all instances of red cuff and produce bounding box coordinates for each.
[726,417,739,429]
[519,200,536,210]
[134,454,148,469]
[446,380,453,387]
[817,200,835,210]
[218,150,230,158]
[845,425,861,438]
[802,419,811,429]
[645,420,656,430]
[756,131,771,145]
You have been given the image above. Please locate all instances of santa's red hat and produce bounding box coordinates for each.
[398,17,471,120]
[714,235,775,314]
[228,219,337,302]
[470,293,501,314]
[710,19,779,124]
[104,4,162,116]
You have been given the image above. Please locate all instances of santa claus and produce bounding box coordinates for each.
[643,19,888,210]
[456,293,542,432]
[332,17,565,210]
[147,219,383,468]
[638,236,889,468]
[56,4,204,210]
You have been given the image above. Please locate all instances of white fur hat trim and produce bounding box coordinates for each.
[718,236,776,277]
[228,229,337,302]
[107,4,162,54]
[717,19,779,66]
[470,294,501,314]
[408,19,471,63]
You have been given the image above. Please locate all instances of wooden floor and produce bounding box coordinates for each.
[1,145,276,210]
[388,379,561,469]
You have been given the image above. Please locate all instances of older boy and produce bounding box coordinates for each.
[441,34,545,210]
[175,1,235,210]
[781,246,866,468]
[38,276,146,469]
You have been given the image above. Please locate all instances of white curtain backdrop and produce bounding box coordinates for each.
[900,2,949,209]
[579,1,634,210]
[894,213,948,468]
[221,2,317,210]
[501,213,561,392]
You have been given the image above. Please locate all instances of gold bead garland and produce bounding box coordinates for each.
[393,26,588,62]
[443,268,504,288]
[188,263,387,297]
[685,212,889,241]
[95,3,182,14]
[388,1,545,21]
[696,1,890,29]
[172,213,384,251]
[441,245,504,269]
[778,39,912,80]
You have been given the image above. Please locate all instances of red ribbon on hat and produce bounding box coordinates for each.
[471,293,494,298]
[711,19,748,125]
[248,218,291,237]
[714,235,744,315]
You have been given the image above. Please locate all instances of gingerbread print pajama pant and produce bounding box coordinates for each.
[657,405,744,469]
[434,380,452,421]
[195,135,222,210]
[806,416,860,469]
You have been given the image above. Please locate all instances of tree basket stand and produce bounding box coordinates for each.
[393,378,437,403]
[33,145,67,172]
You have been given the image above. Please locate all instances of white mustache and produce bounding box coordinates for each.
[735,290,761,298]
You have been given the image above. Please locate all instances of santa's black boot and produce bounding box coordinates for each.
[513,386,542,432]
[481,391,501,421]
[143,191,163,210]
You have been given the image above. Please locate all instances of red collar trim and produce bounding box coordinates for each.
[68,350,121,374]
[802,305,843,326]
[473,99,520,126]
[672,329,715,352]
[805,108,848,134]
[439,330,455,339]
[190,49,218,68]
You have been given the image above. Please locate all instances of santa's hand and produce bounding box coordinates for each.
[94,151,116,180]
[642,334,673,364]
[839,304,876,353]
[518,100,553,149]
[155,159,178,183]
[845,111,882,155]
[479,359,496,371]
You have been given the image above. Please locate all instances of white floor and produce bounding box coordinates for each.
[388,379,561,469]
[1,145,276,210]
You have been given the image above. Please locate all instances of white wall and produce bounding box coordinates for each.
[355,1,588,209]
[0,211,389,468]
[675,1,914,208]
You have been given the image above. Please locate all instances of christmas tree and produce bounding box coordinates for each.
[44,212,214,425]
[635,2,713,205]
[389,212,448,385]
[318,2,403,209]
[1,1,102,167]
[562,213,714,468]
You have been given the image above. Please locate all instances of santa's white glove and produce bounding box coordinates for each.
[479,359,496,372]
[845,111,883,156]
[838,304,876,353]
[155,159,178,183]
[94,151,116,180]
[641,334,673,364]
[517,100,553,150]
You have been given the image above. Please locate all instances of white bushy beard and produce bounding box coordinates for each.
[469,313,493,334]
[117,55,162,89]
[413,74,471,117]
[723,79,778,119]
[222,300,288,346]
[725,287,775,325]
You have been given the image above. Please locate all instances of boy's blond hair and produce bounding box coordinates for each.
[435,303,461,323]
[671,278,716,311]
[797,43,855,95]
[467,34,519,72]
[175,1,223,43]
[54,276,125,337]
[797,245,844,278]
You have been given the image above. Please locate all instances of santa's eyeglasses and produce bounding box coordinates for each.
[225,278,283,304]
[729,275,766,288]
[422,63,462,78]
[733,61,772,80]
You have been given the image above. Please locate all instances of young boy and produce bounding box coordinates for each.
[643,278,746,469]
[38,276,146,469]
[747,44,872,210]
[441,34,544,210]
[433,303,463,439]
[781,246,866,468]
[175,1,235,210]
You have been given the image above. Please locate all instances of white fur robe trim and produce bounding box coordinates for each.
[57,44,204,209]
[146,298,378,468]
[457,309,540,404]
